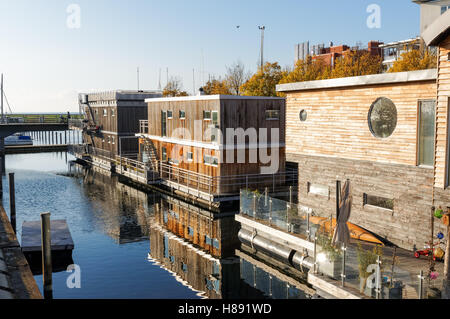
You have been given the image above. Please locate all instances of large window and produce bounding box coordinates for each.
[418,100,435,167]
[368,97,397,138]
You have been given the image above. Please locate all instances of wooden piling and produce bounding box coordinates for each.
[40,212,53,299]
[9,173,16,233]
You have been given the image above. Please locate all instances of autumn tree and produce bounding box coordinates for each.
[203,77,232,95]
[388,48,437,73]
[240,62,287,97]
[330,50,383,78]
[225,61,251,95]
[163,77,189,97]
[280,56,331,84]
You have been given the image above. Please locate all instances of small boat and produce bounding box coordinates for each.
[308,216,384,245]
[5,133,33,146]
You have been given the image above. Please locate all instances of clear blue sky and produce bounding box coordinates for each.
[0,0,421,112]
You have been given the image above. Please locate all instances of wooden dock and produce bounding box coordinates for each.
[5,144,68,154]
[21,220,74,253]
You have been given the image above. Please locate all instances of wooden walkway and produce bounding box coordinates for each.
[5,144,68,154]
[21,220,74,253]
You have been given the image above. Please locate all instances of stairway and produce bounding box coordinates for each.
[142,137,160,181]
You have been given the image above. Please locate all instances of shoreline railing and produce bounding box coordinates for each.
[239,189,443,300]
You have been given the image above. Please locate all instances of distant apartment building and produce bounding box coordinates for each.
[294,41,383,67]
[78,90,161,156]
[379,37,423,70]
[137,95,287,202]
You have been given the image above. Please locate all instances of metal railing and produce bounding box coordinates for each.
[5,113,82,124]
[239,189,441,299]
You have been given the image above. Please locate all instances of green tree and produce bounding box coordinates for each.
[240,62,287,97]
[388,48,437,73]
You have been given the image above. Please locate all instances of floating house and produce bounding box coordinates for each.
[78,90,162,158]
[276,62,450,250]
[420,2,450,216]
[137,95,289,203]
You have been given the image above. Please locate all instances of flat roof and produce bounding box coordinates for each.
[145,95,285,103]
[378,37,421,48]
[276,69,437,93]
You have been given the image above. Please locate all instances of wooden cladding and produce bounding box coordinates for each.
[435,35,450,188]
[285,80,437,166]
[147,97,285,145]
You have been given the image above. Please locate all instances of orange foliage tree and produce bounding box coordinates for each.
[330,50,383,78]
[388,49,437,73]
[240,62,287,97]
[203,77,232,95]
[280,56,331,84]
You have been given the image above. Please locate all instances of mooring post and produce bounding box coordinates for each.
[60,133,62,145]
[9,173,16,233]
[41,212,53,299]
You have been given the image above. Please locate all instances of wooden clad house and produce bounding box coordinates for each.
[421,7,450,221]
[78,90,162,156]
[138,95,286,201]
[277,69,441,250]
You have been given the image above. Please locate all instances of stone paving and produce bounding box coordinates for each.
[0,249,13,299]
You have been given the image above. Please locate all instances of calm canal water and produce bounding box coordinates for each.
[1,152,311,299]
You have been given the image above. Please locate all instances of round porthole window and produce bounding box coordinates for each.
[368,97,397,138]
[299,110,307,122]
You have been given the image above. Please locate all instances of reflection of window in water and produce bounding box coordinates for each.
[163,211,168,224]
[164,235,169,258]
[213,239,220,249]
[182,263,188,273]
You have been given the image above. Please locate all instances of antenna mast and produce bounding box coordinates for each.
[137,67,140,91]
[158,68,162,91]
[258,26,265,70]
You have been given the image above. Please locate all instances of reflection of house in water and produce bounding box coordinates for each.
[148,195,314,299]
[80,166,156,244]
[153,195,240,257]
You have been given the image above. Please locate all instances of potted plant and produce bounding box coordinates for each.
[381,247,403,299]
[357,243,383,297]
[316,233,343,279]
